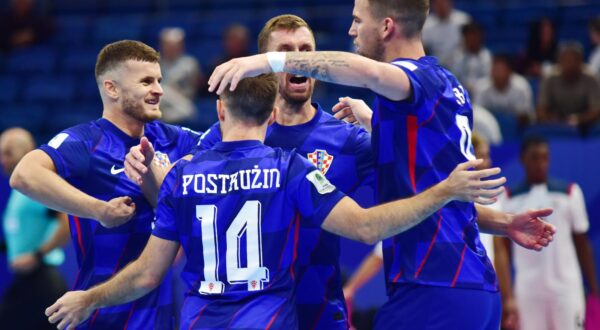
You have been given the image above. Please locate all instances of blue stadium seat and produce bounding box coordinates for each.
[492,112,519,142]
[24,76,77,103]
[0,104,47,132]
[587,122,600,138]
[0,75,21,104]
[501,6,557,25]
[61,46,100,74]
[523,123,580,139]
[50,16,90,45]
[141,13,197,41]
[78,76,102,102]
[195,98,219,132]
[92,16,143,45]
[51,0,98,15]
[6,46,58,74]
[560,5,599,24]
[47,103,101,133]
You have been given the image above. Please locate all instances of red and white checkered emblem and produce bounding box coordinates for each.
[307,149,334,175]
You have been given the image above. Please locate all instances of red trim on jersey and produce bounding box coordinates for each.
[451,245,467,287]
[290,213,301,281]
[188,303,209,330]
[504,187,512,198]
[310,271,338,330]
[89,309,100,328]
[419,97,441,128]
[71,269,81,290]
[265,305,285,330]
[392,269,404,282]
[122,302,136,330]
[72,216,85,258]
[414,213,443,278]
[111,242,129,274]
[407,115,418,192]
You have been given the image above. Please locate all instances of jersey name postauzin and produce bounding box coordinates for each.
[182,165,281,195]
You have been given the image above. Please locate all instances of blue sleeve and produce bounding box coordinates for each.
[380,61,426,116]
[175,125,203,157]
[286,153,346,227]
[351,127,376,207]
[190,122,222,154]
[38,130,91,181]
[152,165,181,241]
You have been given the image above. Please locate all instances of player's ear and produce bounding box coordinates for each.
[103,79,119,100]
[381,17,395,40]
[216,99,225,122]
[267,107,277,126]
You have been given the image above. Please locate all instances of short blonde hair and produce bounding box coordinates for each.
[257,14,314,53]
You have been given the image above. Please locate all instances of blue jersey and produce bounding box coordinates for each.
[372,57,497,292]
[153,140,346,330]
[40,118,201,329]
[198,105,375,329]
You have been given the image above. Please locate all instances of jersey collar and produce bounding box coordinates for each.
[213,140,264,151]
[96,118,145,144]
[269,103,323,131]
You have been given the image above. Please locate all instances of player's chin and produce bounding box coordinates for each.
[143,107,162,121]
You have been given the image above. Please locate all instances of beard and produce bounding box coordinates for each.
[121,93,161,123]
[356,36,385,62]
[279,81,314,108]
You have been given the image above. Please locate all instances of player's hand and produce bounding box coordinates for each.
[10,253,40,274]
[208,54,271,95]
[125,137,155,185]
[506,208,555,251]
[46,291,94,330]
[96,196,136,228]
[332,97,373,132]
[443,159,506,204]
[501,296,520,330]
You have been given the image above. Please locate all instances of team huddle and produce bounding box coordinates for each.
[9,1,557,329]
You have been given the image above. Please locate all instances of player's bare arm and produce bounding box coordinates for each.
[208,51,411,101]
[476,204,556,251]
[322,159,506,244]
[10,150,136,228]
[332,96,374,132]
[45,236,179,330]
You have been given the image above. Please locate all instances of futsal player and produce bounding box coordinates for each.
[207,0,556,328]
[10,40,201,328]
[43,74,510,330]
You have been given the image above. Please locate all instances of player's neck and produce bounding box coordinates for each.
[102,109,145,138]
[221,123,267,143]
[383,37,426,62]
[275,100,316,126]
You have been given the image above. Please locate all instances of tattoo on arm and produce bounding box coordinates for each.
[285,52,352,83]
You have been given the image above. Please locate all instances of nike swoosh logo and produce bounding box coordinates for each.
[110,165,125,175]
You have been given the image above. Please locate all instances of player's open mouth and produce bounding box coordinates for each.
[288,75,309,92]
[145,99,159,105]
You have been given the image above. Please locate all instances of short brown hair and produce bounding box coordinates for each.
[95,40,160,80]
[221,74,278,125]
[257,14,314,53]
[368,0,429,38]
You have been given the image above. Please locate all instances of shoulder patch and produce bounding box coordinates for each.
[47,133,70,149]
[306,170,336,194]
[392,60,418,72]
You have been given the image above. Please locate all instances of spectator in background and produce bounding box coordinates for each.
[422,0,470,68]
[0,0,53,53]
[588,16,600,79]
[214,23,251,66]
[474,55,534,127]
[451,22,492,93]
[522,18,558,78]
[159,27,201,124]
[537,42,600,133]
[0,128,69,330]
[495,136,599,330]
[473,105,503,145]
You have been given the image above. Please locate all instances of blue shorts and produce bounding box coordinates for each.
[374,283,501,330]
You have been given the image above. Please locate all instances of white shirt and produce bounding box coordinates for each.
[473,105,503,145]
[450,47,492,92]
[501,181,589,299]
[423,10,471,68]
[474,73,534,118]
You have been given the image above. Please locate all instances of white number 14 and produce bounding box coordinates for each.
[196,201,270,295]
